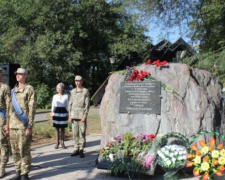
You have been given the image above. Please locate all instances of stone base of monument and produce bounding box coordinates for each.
[97,160,167,179]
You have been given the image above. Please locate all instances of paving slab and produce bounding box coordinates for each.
[3,134,223,180]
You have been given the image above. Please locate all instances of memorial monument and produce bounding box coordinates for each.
[99,63,224,147]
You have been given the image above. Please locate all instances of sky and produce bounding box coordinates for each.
[145,24,191,45]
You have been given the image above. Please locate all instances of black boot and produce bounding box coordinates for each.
[70,150,79,156]
[79,150,84,158]
[11,171,21,180]
[21,174,29,180]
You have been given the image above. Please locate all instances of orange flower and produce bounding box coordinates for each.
[193,168,200,176]
[199,140,206,147]
[191,144,198,151]
[218,165,225,171]
[202,172,209,180]
[209,138,215,147]
[101,148,105,153]
[212,159,218,165]
[214,170,223,176]
[186,153,194,159]
[217,144,223,150]
[209,146,214,151]
[186,161,194,167]
[203,156,209,162]
[196,150,201,156]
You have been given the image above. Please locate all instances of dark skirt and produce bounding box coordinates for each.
[52,107,68,128]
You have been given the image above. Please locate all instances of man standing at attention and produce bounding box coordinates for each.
[69,75,90,158]
[0,68,10,179]
[9,68,37,180]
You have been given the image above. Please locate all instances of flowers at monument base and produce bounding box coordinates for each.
[157,144,187,169]
[99,133,156,164]
[186,137,225,180]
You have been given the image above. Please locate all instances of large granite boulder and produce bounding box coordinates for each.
[99,63,225,147]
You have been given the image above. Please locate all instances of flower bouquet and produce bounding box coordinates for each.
[99,133,156,175]
[155,132,189,180]
[186,130,225,180]
[157,144,187,169]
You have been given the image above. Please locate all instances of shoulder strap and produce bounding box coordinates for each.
[12,88,28,127]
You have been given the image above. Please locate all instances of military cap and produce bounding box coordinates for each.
[14,68,28,75]
[75,75,83,81]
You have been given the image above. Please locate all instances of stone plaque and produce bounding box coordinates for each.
[119,81,161,114]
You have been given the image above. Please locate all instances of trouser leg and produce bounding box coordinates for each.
[0,129,9,169]
[10,129,32,175]
[72,120,79,150]
[78,121,86,151]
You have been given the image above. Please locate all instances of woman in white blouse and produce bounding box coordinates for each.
[50,83,69,149]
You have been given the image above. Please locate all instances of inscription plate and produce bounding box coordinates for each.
[119,81,161,114]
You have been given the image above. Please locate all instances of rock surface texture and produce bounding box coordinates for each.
[99,63,224,146]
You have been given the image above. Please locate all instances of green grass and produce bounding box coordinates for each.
[33,113,101,139]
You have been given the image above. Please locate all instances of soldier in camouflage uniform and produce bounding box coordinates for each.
[0,68,10,179]
[9,68,37,180]
[69,75,90,158]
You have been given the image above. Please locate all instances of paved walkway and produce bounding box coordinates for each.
[3,134,205,180]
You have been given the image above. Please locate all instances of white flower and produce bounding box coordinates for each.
[109,154,114,162]
[172,157,176,162]
[165,150,170,155]
[166,160,171,165]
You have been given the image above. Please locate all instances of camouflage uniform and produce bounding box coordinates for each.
[9,84,36,176]
[0,82,10,170]
[69,88,90,151]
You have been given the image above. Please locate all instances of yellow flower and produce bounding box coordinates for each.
[220,149,225,157]
[201,146,209,154]
[201,162,210,171]
[212,150,220,158]
[218,157,225,165]
[194,156,201,164]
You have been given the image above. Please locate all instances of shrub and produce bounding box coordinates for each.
[36,83,51,109]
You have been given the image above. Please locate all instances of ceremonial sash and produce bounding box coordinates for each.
[0,108,6,119]
[12,89,28,127]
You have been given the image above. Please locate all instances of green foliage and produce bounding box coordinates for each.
[181,48,225,85]
[0,0,149,97]
[36,83,51,109]
[118,0,225,52]
[33,120,55,138]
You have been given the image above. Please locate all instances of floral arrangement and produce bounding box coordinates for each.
[154,59,168,67]
[99,133,156,176]
[125,66,150,81]
[186,137,225,180]
[157,144,187,169]
[124,59,168,82]
[100,133,156,162]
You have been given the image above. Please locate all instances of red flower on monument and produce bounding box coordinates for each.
[144,59,151,65]
[161,60,168,66]
[125,68,150,81]
[154,59,160,67]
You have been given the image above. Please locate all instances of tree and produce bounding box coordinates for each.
[116,0,225,52]
[0,0,149,107]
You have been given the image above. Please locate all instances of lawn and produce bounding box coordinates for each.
[32,112,101,146]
